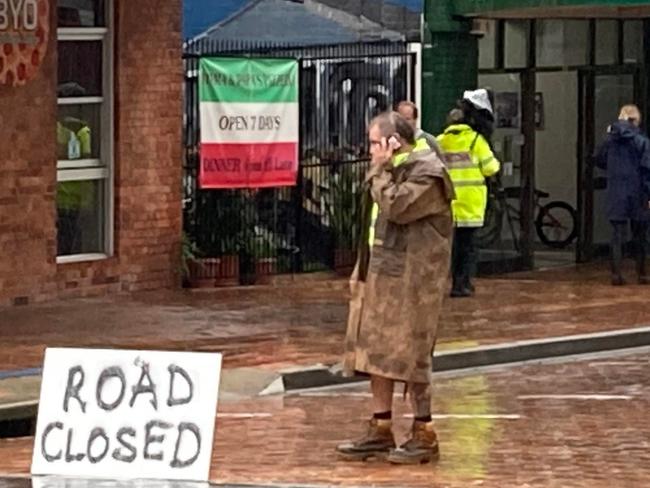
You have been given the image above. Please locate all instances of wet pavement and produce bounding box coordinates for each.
[1,349,650,487]
[0,480,219,488]
[1,263,650,374]
[0,479,290,488]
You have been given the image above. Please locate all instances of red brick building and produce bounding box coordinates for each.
[0,0,183,306]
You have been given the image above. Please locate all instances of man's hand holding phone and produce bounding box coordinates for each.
[371,136,400,169]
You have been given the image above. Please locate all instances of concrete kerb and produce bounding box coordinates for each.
[261,326,650,394]
[3,326,650,425]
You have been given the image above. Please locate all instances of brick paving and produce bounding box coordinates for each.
[1,263,649,374]
[1,350,650,487]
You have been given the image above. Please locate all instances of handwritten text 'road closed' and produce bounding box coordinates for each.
[31,348,222,482]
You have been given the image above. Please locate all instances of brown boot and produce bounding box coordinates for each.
[387,420,440,465]
[336,418,396,461]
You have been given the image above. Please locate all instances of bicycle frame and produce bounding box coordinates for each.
[494,189,544,253]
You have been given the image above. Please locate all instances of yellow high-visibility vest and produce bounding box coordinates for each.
[436,124,500,228]
[368,138,430,245]
[57,120,92,160]
[56,120,95,211]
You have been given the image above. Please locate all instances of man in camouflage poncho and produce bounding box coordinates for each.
[337,112,454,464]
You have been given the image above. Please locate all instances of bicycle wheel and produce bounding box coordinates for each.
[475,195,504,247]
[536,201,577,248]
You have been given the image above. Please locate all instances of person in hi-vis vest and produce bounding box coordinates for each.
[437,89,501,297]
[57,117,94,255]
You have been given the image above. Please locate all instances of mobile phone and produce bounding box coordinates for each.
[388,136,401,150]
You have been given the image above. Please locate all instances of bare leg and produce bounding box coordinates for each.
[408,382,432,419]
[371,375,394,414]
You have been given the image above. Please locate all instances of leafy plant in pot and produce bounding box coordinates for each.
[181,232,204,288]
[203,192,244,286]
[325,164,362,273]
[214,235,240,287]
[237,229,278,285]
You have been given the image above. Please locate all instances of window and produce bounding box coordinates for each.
[504,21,528,69]
[595,20,618,66]
[623,20,643,64]
[536,20,589,67]
[56,0,112,261]
[478,20,497,70]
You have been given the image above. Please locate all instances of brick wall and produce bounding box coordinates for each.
[0,0,183,306]
[112,0,183,294]
[0,2,58,305]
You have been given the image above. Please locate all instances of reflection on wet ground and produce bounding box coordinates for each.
[1,263,649,374]
[2,350,650,487]
[0,479,212,488]
[0,479,278,488]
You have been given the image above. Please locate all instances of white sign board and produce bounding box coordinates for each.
[32,478,210,488]
[31,348,222,482]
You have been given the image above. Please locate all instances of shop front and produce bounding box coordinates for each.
[422,1,650,272]
[0,0,183,306]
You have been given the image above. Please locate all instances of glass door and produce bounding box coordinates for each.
[577,68,640,261]
[476,71,536,273]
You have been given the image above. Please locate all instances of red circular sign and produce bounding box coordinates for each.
[0,0,50,87]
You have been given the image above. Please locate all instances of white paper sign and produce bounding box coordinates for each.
[31,477,210,488]
[31,348,222,482]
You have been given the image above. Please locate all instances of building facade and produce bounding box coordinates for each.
[423,0,650,272]
[0,0,183,306]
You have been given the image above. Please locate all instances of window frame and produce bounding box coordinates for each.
[56,2,114,263]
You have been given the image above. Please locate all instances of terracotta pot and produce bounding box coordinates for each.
[188,256,240,288]
[187,258,220,288]
[255,258,277,284]
[215,255,240,287]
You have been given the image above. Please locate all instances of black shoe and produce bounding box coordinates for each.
[450,288,473,298]
[611,275,626,286]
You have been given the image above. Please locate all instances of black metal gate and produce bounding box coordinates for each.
[183,40,416,285]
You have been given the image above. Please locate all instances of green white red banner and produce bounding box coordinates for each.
[199,57,299,188]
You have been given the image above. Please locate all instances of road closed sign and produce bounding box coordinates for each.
[31,348,222,482]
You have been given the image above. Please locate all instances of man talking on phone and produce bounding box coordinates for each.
[337,112,454,464]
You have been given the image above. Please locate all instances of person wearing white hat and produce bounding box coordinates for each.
[463,89,494,113]
[437,88,501,297]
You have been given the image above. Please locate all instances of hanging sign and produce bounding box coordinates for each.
[199,57,299,189]
[0,0,50,86]
[31,348,222,482]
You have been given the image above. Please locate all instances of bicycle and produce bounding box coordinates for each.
[476,182,578,250]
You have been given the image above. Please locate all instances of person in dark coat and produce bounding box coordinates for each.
[595,104,650,285]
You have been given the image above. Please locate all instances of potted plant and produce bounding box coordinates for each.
[194,191,243,287]
[325,164,362,274]
[253,231,278,284]
[236,228,278,285]
[213,234,240,287]
[181,232,211,288]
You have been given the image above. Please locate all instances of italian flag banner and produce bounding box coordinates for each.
[199,57,299,189]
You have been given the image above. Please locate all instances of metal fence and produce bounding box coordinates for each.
[183,39,416,285]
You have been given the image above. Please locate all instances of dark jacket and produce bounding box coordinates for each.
[595,121,650,222]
